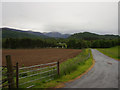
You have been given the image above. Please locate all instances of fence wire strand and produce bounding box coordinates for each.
[19,74,56,86]
[19,62,57,70]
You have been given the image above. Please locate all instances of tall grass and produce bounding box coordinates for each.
[60,49,90,76]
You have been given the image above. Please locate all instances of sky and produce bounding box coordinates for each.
[1,2,118,35]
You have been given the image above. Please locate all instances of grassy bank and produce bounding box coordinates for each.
[34,49,93,88]
[97,46,120,60]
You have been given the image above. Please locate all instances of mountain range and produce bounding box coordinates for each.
[1,27,119,40]
[2,27,70,39]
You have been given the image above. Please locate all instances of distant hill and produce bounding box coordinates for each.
[69,32,119,40]
[2,27,119,40]
[2,27,70,39]
[2,28,48,39]
[43,32,70,38]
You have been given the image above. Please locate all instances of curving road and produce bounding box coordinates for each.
[64,49,118,88]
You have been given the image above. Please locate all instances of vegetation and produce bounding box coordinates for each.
[2,38,58,49]
[2,38,119,49]
[97,46,120,60]
[69,32,119,40]
[60,49,90,76]
[2,27,120,88]
[2,49,92,88]
[2,28,120,49]
[2,28,119,40]
[34,49,93,88]
[14,49,93,88]
[2,28,48,39]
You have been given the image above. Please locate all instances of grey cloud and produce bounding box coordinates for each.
[2,2,118,35]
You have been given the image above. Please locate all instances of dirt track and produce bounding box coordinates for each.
[2,48,82,67]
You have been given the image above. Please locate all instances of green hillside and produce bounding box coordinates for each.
[69,32,119,40]
[2,28,47,39]
[2,28,119,40]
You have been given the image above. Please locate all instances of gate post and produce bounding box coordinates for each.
[6,55,15,88]
[57,61,60,75]
[16,62,19,88]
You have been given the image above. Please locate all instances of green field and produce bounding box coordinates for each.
[97,46,120,60]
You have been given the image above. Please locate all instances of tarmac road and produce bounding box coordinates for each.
[64,49,118,88]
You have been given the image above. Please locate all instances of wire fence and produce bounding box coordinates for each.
[1,50,90,88]
[1,55,59,88]
[18,62,58,88]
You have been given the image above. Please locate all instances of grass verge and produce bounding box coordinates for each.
[34,48,93,88]
[97,46,120,60]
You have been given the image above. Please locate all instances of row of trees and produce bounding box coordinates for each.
[67,39,119,49]
[2,38,120,49]
[2,38,58,49]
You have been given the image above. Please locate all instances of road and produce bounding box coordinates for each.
[64,49,118,88]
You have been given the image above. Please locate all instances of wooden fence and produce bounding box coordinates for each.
[1,52,90,88]
[0,55,59,88]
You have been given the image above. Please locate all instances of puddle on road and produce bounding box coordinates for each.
[107,62,112,65]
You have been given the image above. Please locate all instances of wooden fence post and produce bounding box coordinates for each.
[6,55,15,88]
[16,62,19,88]
[57,61,60,75]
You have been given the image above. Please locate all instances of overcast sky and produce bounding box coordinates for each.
[2,2,118,35]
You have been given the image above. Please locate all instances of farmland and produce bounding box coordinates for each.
[2,48,82,67]
[1,48,92,88]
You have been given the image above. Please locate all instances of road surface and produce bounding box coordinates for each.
[64,49,118,88]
